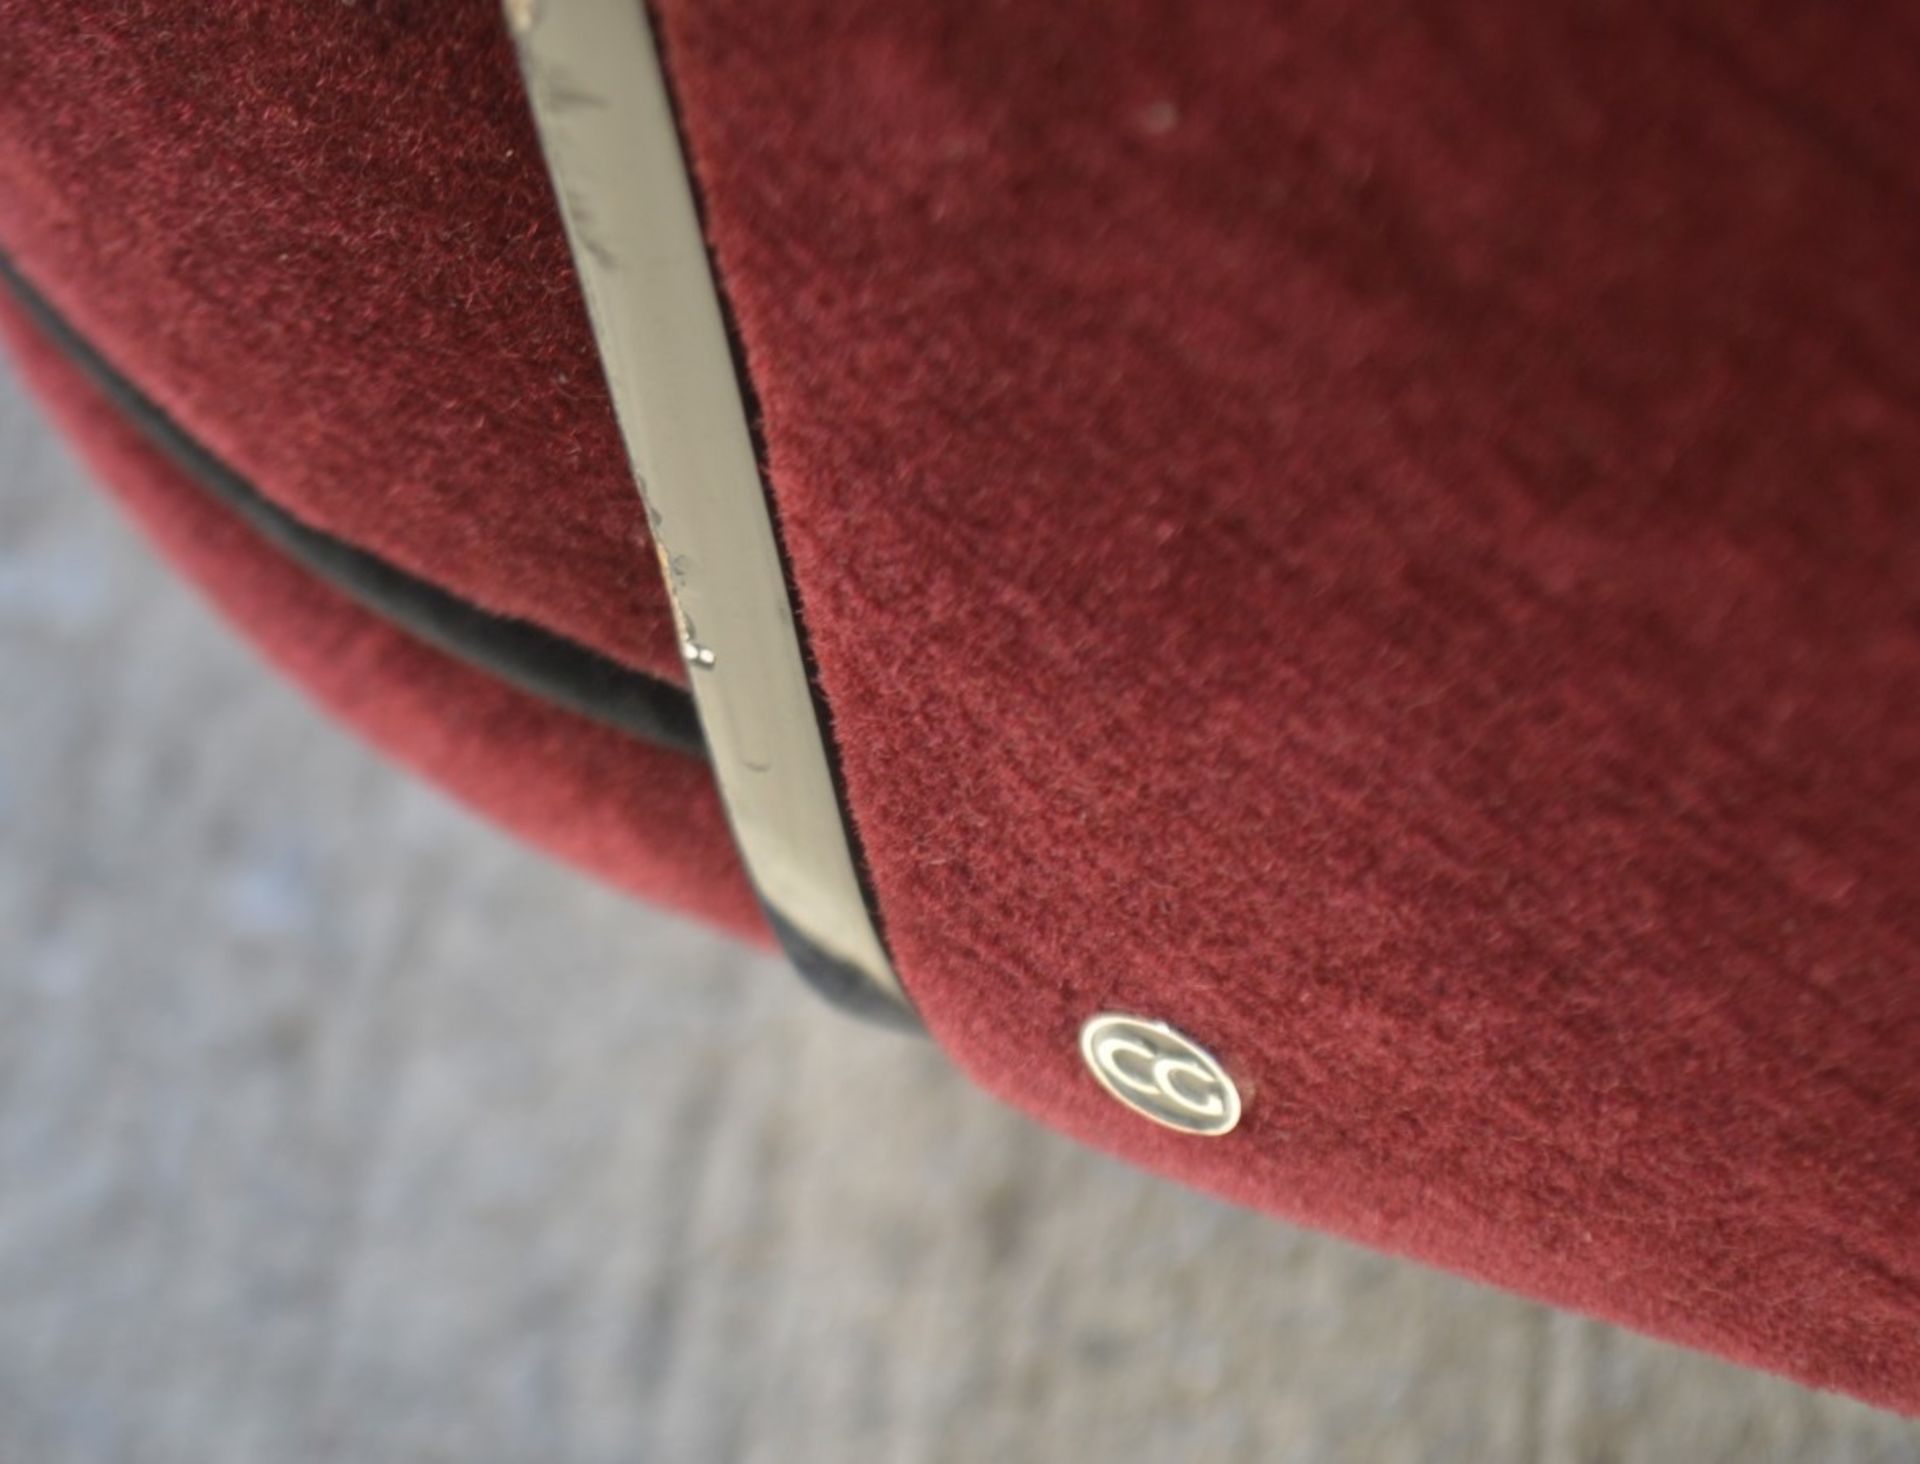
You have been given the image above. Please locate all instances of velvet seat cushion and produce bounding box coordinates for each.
[5,0,1919,1412]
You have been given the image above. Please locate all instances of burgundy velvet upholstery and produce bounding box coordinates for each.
[5,0,1920,1411]
[0,296,765,942]
[0,1,683,680]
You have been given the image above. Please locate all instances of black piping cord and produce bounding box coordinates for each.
[0,253,708,763]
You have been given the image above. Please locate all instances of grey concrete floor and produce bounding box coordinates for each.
[1,358,1916,1464]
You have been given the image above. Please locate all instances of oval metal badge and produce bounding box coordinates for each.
[1078,1014,1242,1136]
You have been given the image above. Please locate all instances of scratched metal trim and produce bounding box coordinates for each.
[505,0,917,1028]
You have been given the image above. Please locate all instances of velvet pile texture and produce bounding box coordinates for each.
[0,295,766,941]
[4,0,1919,1412]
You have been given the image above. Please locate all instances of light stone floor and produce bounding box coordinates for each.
[1,358,1916,1463]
